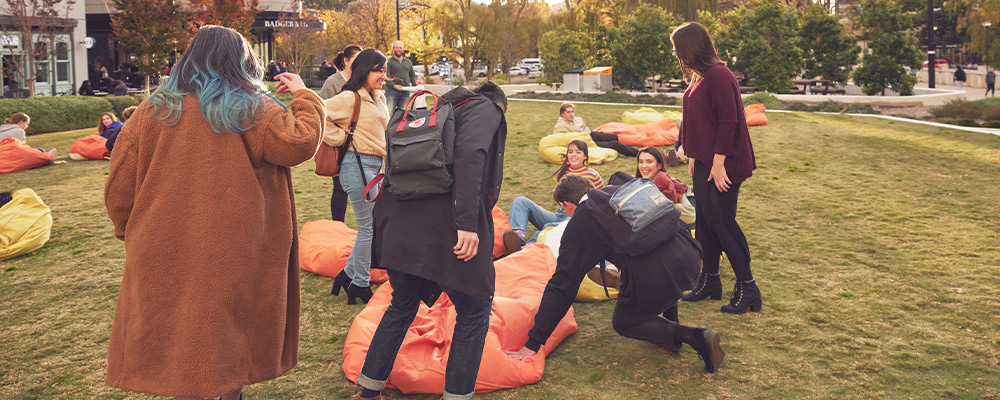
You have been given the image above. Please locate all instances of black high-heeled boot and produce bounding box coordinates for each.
[682,272,722,302]
[345,283,374,305]
[720,280,762,314]
[331,269,351,296]
[686,328,724,373]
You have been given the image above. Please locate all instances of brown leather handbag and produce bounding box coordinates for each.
[315,91,362,177]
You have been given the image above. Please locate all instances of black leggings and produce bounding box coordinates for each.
[331,176,348,222]
[590,132,639,157]
[692,160,753,281]
[611,302,680,350]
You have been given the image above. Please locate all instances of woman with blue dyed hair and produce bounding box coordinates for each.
[103,25,326,400]
[324,49,390,305]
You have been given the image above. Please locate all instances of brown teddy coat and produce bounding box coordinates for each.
[103,90,325,398]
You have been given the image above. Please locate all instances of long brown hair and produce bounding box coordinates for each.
[4,112,28,125]
[671,22,723,79]
[97,112,118,135]
[551,139,589,180]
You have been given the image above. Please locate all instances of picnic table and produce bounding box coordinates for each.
[791,79,846,95]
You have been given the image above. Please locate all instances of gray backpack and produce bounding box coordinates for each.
[364,90,456,201]
[609,178,674,232]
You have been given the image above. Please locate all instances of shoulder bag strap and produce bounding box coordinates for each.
[347,91,376,201]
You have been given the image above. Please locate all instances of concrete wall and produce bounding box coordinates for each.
[71,1,89,94]
[916,66,993,88]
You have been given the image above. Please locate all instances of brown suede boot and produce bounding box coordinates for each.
[356,392,383,400]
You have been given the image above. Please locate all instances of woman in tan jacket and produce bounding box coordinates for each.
[323,49,389,304]
[103,26,326,400]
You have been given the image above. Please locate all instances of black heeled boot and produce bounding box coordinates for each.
[345,283,374,305]
[682,272,722,302]
[720,279,762,314]
[686,328,724,373]
[331,269,351,296]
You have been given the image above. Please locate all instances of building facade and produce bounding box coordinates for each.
[1,0,311,97]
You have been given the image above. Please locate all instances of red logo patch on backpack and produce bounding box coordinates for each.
[408,117,427,128]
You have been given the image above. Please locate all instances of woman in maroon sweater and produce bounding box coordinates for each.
[672,22,761,314]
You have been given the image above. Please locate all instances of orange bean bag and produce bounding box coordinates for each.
[0,138,54,173]
[745,103,768,126]
[491,206,510,259]
[342,244,577,394]
[299,220,389,283]
[69,133,109,160]
[593,118,679,147]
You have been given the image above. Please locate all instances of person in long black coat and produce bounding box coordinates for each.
[357,82,507,399]
[504,176,727,374]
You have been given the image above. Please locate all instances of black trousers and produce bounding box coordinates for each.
[331,176,348,222]
[692,160,753,281]
[611,301,679,350]
[987,83,995,97]
[590,131,639,157]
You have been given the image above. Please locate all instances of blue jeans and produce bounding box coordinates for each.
[384,87,409,111]
[508,196,568,240]
[358,270,492,399]
[339,150,383,287]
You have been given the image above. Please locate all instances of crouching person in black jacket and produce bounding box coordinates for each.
[504,175,726,373]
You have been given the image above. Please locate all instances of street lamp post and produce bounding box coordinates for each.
[396,0,401,41]
[985,21,993,68]
[927,0,936,88]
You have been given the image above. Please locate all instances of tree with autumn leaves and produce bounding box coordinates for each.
[111,0,263,90]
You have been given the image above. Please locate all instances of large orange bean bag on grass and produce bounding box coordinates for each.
[0,138,54,173]
[342,244,577,394]
[299,220,389,283]
[593,118,679,147]
[492,206,510,259]
[69,133,109,160]
[745,103,768,126]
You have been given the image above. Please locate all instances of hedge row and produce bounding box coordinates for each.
[0,95,146,135]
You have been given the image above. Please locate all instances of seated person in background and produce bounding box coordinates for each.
[113,81,128,96]
[104,106,138,155]
[504,174,725,373]
[1,113,55,156]
[552,102,590,134]
[78,80,95,96]
[504,140,604,253]
[400,74,428,110]
[97,112,122,139]
[609,147,695,225]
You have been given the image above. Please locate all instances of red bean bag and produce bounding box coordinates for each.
[745,103,768,126]
[69,133,109,160]
[299,220,389,283]
[342,244,577,394]
[0,138,54,173]
[491,206,510,259]
[593,118,679,147]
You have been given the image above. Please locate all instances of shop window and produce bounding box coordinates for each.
[55,42,70,82]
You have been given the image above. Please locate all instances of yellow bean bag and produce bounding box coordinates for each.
[0,188,53,261]
[537,220,619,302]
[538,132,618,165]
[621,108,683,125]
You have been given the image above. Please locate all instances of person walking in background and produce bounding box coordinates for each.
[103,25,326,400]
[385,41,416,111]
[671,22,762,315]
[987,67,996,97]
[319,44,363,224]
[953,65,966,90]
[355,82,508,400]
[324,49,391,305]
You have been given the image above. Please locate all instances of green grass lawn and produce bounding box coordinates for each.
[2,101,999,399]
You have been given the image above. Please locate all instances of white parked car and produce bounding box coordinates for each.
[509,66,529,76]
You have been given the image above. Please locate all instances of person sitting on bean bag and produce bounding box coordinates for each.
[0,188,53,261]
[552,103,590,134]
[104,106,138,156]
[0,113,56,156]
[97,112,122,139]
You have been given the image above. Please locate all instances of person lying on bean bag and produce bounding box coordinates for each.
[0,138,55,173]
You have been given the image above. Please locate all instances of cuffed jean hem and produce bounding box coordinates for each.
[357,372,387,392]
[442,390,476,400]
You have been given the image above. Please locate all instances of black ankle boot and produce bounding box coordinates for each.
[331,269,351,296]
[682,272,722,302]
[721,280,762,314]
[345,283,374,305]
